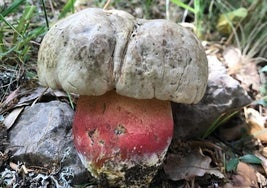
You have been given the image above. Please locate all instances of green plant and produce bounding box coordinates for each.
[226,154,261,172]
[216,0,267,63]
[0,0,50,102]
[202,110,239,139]
[216,0,267,107]
[240,1,267,63]
[59,0,76,19]
[170,0,207,38]
[142,0,153,19]
[0,0,47,63]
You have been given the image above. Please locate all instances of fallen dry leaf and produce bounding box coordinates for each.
[164,149,212,181]
[244,108,267,142]
[9,161,19,171]
[9,162,34,174]
[16,87,69,108]
[254,151,267,175]
[223,46,242,75]
[16,87,47,107]
[256,172,267,187]
[3,107,24,129]
[1,87,20,108]
[231,162,258,187]
[223,46,261,94]
[261,147,267,158]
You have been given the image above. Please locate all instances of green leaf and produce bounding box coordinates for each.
[231,7,248,18]
[226,158,239,172]
[217,7,248,34]
[239,154,262,164]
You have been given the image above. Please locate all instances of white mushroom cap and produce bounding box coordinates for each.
[38,8,208,104]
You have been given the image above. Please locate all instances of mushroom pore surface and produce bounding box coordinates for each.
[37,8,208,103]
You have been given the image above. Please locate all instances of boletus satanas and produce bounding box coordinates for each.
[37,8,208,187]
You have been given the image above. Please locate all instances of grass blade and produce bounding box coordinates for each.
[170,0,196,13]
[1,0,25,17]
[0,14,23,38]
[59,0,76,19]
[202,110,239,139]
[13,5,36,43]
[41,0,49,29]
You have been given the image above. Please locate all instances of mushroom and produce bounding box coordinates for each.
[37,8,208,187]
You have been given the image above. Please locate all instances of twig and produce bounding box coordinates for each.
[166,0,170,20]
[103,0,111,10]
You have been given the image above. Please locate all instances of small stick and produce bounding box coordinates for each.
[103,0,111,10]
[166,0,170,20]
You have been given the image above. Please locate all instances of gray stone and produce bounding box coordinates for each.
[172,55,252,139]
[8,100,90,185]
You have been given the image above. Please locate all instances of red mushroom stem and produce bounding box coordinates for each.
[73,90,173,186]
